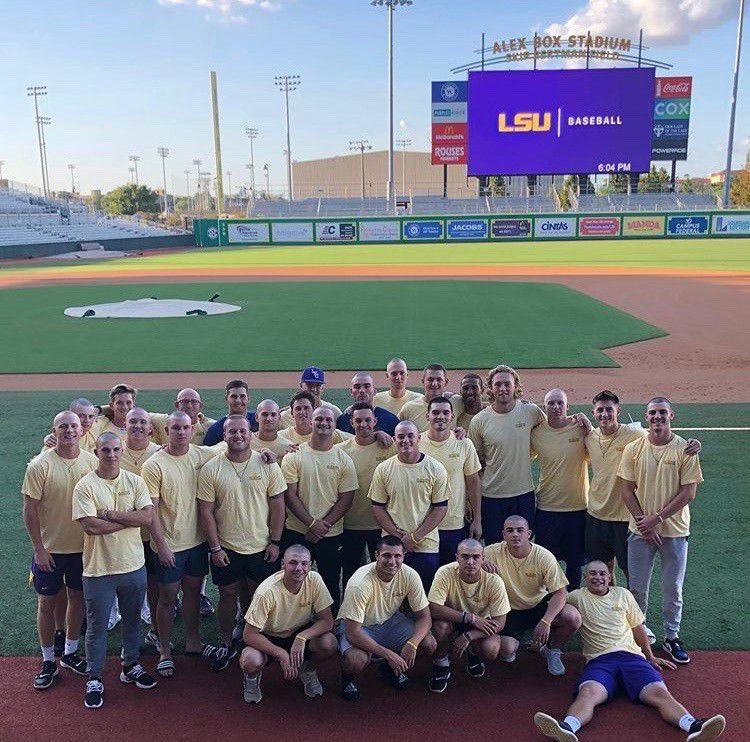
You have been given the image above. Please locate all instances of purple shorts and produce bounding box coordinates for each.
[31,552,83,595]
[578,650,663,703]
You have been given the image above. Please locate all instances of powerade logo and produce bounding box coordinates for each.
[491,218,531,238]
[404,221,443,240]
[712,215,750,234]
[447,219,487,239]
[666,215,708,235]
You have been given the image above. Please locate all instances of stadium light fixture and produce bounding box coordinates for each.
[128,166,135,183]
[263,162,270,198]
[723,0,746,207]
[396,137,411,195]
[129,155,141,185]
[157,147,170,214]
[274,75,301,201]
[349,139,372,199]
[27,85,48,196]
[245,127,259,202]
[184,169,192,210]
[67,163,76,194]
[37,116,52,196]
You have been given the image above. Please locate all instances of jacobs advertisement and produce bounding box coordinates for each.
[446,219,488,240]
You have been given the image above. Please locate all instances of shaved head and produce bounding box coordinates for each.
[504,515,530,530]
[394,420,418,436]
[54,410,80,427]
[168,411,192,425]
[256,399,280,413]
[176,388,201,401]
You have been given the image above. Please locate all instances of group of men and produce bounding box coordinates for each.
[21,360,725,740]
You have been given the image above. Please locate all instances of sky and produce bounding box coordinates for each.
[1,0,748,195]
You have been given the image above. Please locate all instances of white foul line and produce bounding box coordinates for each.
[672,427,750,431]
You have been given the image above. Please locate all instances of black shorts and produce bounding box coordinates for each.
[263,623,313,663]
[143,541,158,577]
[501,594,552,641]
[584,514,629,572]
[210,548,279,587]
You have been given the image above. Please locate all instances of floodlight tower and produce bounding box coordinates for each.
[27,85,48,195]
[128,166,135,183]
[67,163,76,194]
[349,140,372,198]
[723,0,746,207]
[274,75,300,201]
[157,147,170,213]
[129,155,140,185]
[184,169,192,210]
[38,116,52,195]
[263,163,270,197]
[396,137,411,195]
[245,127,258,202]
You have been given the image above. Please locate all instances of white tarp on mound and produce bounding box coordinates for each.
[64,298,241,318]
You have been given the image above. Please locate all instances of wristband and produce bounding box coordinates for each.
[461,611,468,625]
[657,514,664,524]
[209,545,223,553]
[406,640,419,651]
[539,618,551,627]
[467,612,476,626]
[102,510,110,522]
[410,532,423,545]
[462,632,472,644]
[296,635,307,643]
[308,519,317,529]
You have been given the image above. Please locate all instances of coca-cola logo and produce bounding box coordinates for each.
[663,82,690,93]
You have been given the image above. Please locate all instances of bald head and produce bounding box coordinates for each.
[456,538,485,577]
[125,407,152,440]
[386,358,408,391]
[256,399,281,435]
[394,420,420,458]
[166,410,193,449]
[69,398,97,432]
[54,410,81,428]
[502,516,532,549]
[175,388,203,421]
[351,372,375,404]
[544,388,568,419]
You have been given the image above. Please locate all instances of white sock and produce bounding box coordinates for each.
[564,716,582,733]
[679,713,696,732]
[64,639,79,655]
[434,656,450,667]
[41,646,55,662]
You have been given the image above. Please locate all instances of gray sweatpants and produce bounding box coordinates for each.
[83,566,147,678]
[627,533,688,639]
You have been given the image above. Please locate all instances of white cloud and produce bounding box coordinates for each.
[158,0,280,22]
[547,0,736,47]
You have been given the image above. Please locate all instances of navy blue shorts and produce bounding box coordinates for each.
[143,541,158,577]
[210,548,279,587]
[154,542,209,584]
[438,526,469,566]
[404,551,440,591]
[481,492,536,545]
[31,552,83,595]
[578,651,664,703]
[501,593,552,640]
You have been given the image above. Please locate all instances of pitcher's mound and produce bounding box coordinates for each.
[64,297,240,318]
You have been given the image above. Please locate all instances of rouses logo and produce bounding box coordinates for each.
[622,216,665,236]
[666,215,709,236]
[712,215,750,235]
[534,217,577,238]
[578,217,620,237]
[403,221,443,240]
[447,219,488,240]
[491,218,531,238]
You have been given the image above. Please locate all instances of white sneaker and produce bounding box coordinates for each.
[300,666,324,698]
[540,645,566,676]
[243,671,262,703]
[533,712,578,742]
[108,603,122,631]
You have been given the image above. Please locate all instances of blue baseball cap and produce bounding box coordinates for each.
[301,366,325,383]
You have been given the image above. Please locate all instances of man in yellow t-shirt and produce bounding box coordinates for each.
[141,411,220,677]
[197,415,287,671]
[468,365,545,545]
[73,432,157,709]
[617,397,703,666]
[281,406,358,609]
[336,535,436,701]
[455,373,487,430]
[373,357,422,416]
[420,396,482,564]
[148,388,216,445]
[23,410,97,690]
[41,398,103,452]
[427,538,510,692]
[240,544,337,703]
[278,367,342,429]
[280,391,352,445]
[534,561,725,742]
[253,399,294,461]
[336,402,396,587]
[398,363,459,432]
[531,389,591,589]
[370,420,449,590]
[484,516,581,676]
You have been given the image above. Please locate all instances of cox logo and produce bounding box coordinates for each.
[654,100,689,116]
[441,82,459,101]
[498,112,551,133]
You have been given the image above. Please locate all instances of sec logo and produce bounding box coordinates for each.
[441,82,458,101]
[207,227,219,239]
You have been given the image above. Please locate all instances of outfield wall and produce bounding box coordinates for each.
[194,211,750,247]
[0,234,193,260]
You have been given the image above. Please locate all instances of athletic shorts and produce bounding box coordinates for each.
[578,650,663,703]
[143,541,158,577]
[31,552,83,595]
[335,611,415,655]
[154,542,209,584]
[500,594,552,641]
[263,623,313,663]
[584,515,629,572]
[210,548,279,587]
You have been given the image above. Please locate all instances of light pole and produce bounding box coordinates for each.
[723,0,746,207]
[192,158,202,209]
[396,137,411,195]
[370,0,413,206]
[67,163,76,194]
[245,127,258,202]
[274,75,300,201]
[129,155,140,185]
[38,116,52,196]
[184,169,191,211]
[200,171,212,213]
[349,139,372,198]
[128,166,135,184]
[0,160,4,179]
[27,85,48,196]
[157,147,170,214]
[263,163,270,198]
[226,171,232,201]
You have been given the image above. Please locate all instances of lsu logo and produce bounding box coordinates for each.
[498,112,551,133]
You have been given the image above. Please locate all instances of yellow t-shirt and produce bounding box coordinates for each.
[149,413,215,446]
[617,434,703,538]
[419,433,481,530]
[281,444,358,537]
[72,469,153,577]
[428,562,511,617]
[531,420,589,512]
[368,455,450,554]
[398,396,459,433]
[279,400,342,430]
[79,427,100,453]
[468,402,545,499]
[120,442,161,475]
[245,570,333,638]
[456,405,487,432]
[279,427,352,446]
[95,417,128,441]
[585,424,645,521]
[483,542,568,610]
[567,586,645,661]
[373,389,422,416]
[335,438,397,530]
[337,562,428,626]
[250,434,293,462]
[22,449,98,553]
[141,444,219,553]
[197,452,287,555]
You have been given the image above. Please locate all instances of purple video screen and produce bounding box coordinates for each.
[467,68,655,176]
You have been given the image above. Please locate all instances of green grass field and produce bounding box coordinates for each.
[2,390,748,655]
[0,280,665,373]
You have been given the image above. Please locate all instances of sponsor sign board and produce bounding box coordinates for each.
[432,81,468,165]
[270,221,314,243]
[653,98,690,120]
[227,221,270,244]
[431,123,467,165]
[446,218,488,240]
[195,219,221,247]
[490,218,532,238]
[621,215,665,236]
[315,221,357,242]
[652,77,692,161]
[652,120,690,139]
[533,216,577,238]
[712,214,750,235]
[578,216,621,237]
[431,102,468,123]
[358,220,401,242]
[655,76,692,98]
[431,81,468,103]
[666,215,709,236]
[403,220,444,241]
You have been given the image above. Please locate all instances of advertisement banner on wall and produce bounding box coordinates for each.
[666,215,709,236]
[431,124,467,165]
[446,218,488,240]
[432,81,468,165]
[403,220,444,241]
[359,220,401,242]
[621,215,665,236]
[712,214,750,235]
[315,222,357,242]
[652,77,692,161]
[270,221,314,243]
[227,222,270,244]
[534,216,577,238]
[195,220,221,247]
[578,216,621,237]
[490,218,532,238]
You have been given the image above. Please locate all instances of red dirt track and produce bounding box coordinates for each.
[2,651,746,741]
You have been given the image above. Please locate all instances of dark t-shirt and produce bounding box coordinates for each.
[202,412,258,446]
[336,407,400,436]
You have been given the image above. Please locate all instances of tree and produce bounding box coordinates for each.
[729,170,750,207]
[174,196,191,214]
[101,184,160,215]
[607,173,629,194]
[680,174,696,194]
[485,176,507,197]
[639,164,670,193]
